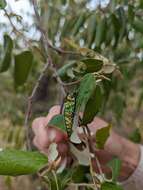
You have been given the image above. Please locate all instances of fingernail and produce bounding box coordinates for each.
[49,130,56,142]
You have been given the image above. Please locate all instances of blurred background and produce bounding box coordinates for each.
[1,0,143,189]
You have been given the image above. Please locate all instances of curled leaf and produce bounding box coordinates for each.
[70,144,89,166]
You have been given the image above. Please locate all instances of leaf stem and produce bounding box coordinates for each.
[82,126,99,190]
[52,170,59,190]
[85,125,105,181]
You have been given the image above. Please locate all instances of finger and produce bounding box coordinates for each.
[32,128,50,149]
[49,105,61,114]
[40,142,69,158]
[45,105,61,125]
[46,126,68,143]
[104,131,123,157]
[32,117,47,133]
[33,125,68,149]
[32,117,51,147]
[32,117,51,145]
[32,105,61,133]
[33,137,44,150]
[88,117,108,134]
[77,117,108,140]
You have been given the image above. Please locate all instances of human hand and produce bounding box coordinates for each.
[32,105,140,181]
[80,117,140,180]
[32,105,71,168]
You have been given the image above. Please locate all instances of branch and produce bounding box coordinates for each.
[85,125,104,180]
[3,9,33,48]
[48,57,66,96]
[24,55,67,149]
[82,127,100,190]
[4,9,17,32]
[62,79,82,86]
[24,60,50,149]
[31,0,79,56]
[31,0,66,95]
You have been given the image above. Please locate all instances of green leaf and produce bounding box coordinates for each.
[82,58,103,73]
[137,90,143,111]
[57,61,76,80]
[82,85,102,125]
[87,14,96,48]
[0,149,48,176]
[108,158,122,182]
[95,124,111,149]
[95,17,106,48]
[111,94,125,121]
[111,14,121,32]
[105,16,114,46]
[58,169,73,189]
[72,165,89,183]
[72,13,87,36]
[111,13,121,45]
[128,5,135,23]
[139,0,143,9]
[48,114,66,133]
[76,73,96,112]
[117,7,126,42]
[61,0,66,5]
[14,51,33,86]
[132,18,143,33]
[45,169,72,190]
[61,17,77,37]
[0,34,13,72]
[101,182,123,190]
[0,0,6,9]
[129,128,142,143]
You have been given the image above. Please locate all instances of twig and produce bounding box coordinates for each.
[24,61,50,149]
[85,125,104,181]
[24,55,67,149]
[31,0,79,56]
[3,9,32,48]
[95,156,104,179]
[4,9,17,32]
[79,119,106,189]
[52,170,59,190]
[24,98,32,149]
[82,127,99,190]
[31,0,66,95]
[48,57,66,96]
[62,79,82,86]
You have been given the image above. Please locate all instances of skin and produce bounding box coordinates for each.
[32,105,140,181]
